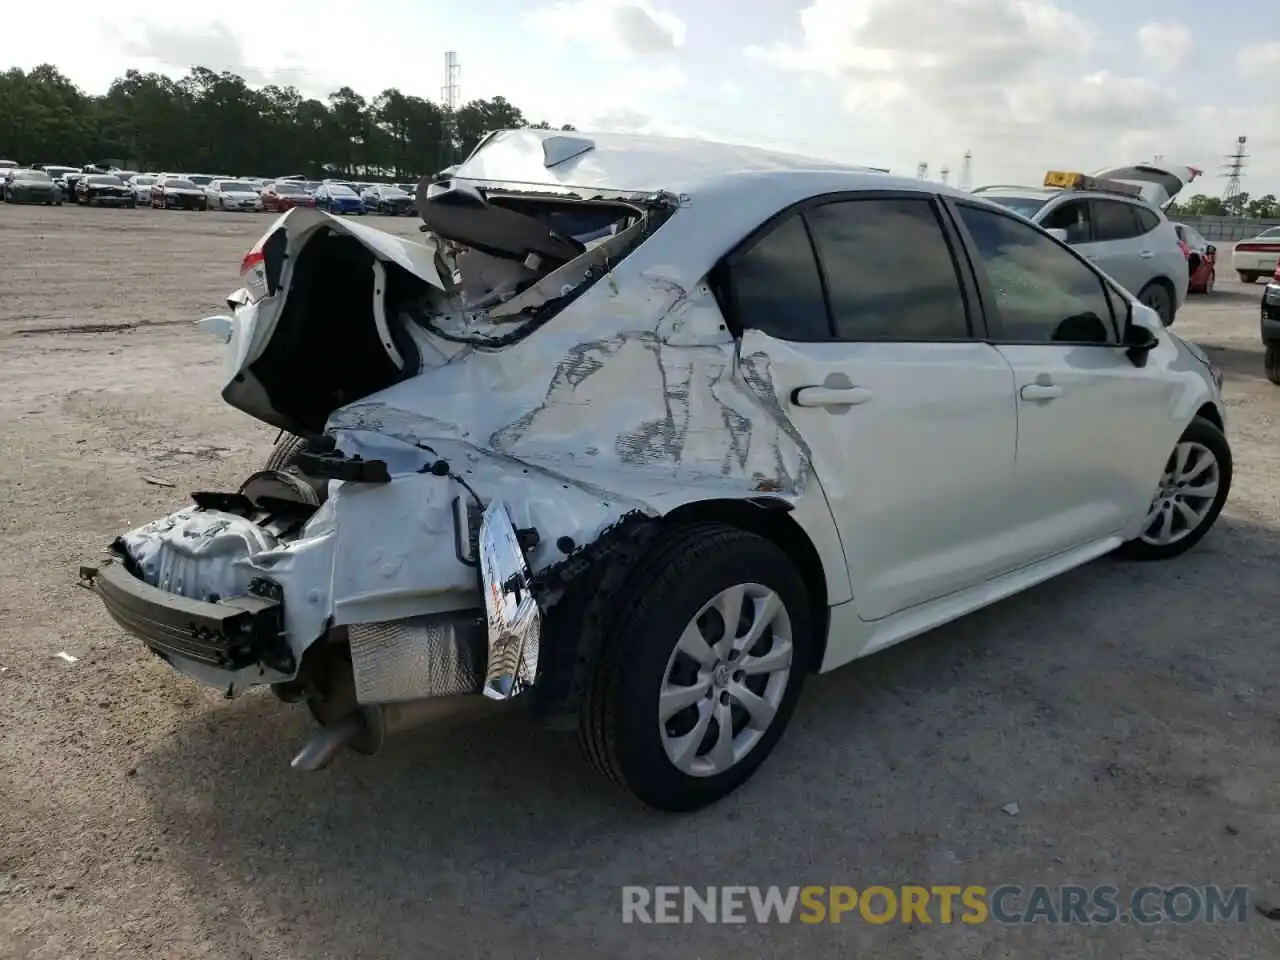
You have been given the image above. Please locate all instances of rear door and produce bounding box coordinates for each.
[1087,198,1147,294]
[721,191,1021,622]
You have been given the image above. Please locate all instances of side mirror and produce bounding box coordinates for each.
[1204,244,1217,255]
[1121,306,1159,367]
[1046,227,1069,243]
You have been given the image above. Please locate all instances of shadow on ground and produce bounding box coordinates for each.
[134,516,1280,959]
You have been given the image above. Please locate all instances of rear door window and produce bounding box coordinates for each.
[804,198,971,340]
[725,214,831,341]
[1091,200,1143,242]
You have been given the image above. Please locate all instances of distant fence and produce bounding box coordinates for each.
[1173,216,1280,242]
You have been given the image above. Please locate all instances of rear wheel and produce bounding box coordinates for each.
[1137,280,1174,326]
[1240,271,1259,284]
[579,522,812,812]
[1116,416,1231,561]
[1266,343,1280,385]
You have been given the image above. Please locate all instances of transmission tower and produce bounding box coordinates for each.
[916,162,929,180]
[441,51,460,111]
[960,150,972,191]
[1222,136,1247,204]
[939,165,950,186]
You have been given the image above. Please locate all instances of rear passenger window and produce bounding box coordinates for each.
[726,214,830,341]
[1041,199,1091,243]
[1134,206,1161,234]
[804,198,970,340]
[1091,200,1142,241]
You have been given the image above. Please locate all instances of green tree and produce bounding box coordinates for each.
[0,64,575,180]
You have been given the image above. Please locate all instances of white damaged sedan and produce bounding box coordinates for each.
[80,129,1232,811]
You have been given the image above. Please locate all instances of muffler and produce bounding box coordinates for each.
[291,695,500,771]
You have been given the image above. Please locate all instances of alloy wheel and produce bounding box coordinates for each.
[658,582,793,778]
[1139,441,1220,546]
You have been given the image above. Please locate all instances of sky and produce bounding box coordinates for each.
[5,0,1280,196]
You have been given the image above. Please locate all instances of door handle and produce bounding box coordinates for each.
[791,386,873,408]
[1139,250,1154,259]
[1085,254,1099,261]
[1020,383,1063,401]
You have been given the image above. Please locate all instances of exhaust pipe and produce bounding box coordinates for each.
[290,695,500,771]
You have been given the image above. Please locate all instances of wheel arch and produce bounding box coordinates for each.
[1195,401,1224,432]
[662,497,831,673]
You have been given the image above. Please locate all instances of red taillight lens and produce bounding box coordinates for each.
[1234,242,1280,253]
[240,248,265,276]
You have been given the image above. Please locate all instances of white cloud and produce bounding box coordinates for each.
[741,0,1259,185]
[1137,22,1192,70]
[526,0,686,58]
[1237,41,1280,81]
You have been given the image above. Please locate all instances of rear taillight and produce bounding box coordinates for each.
[239,228,287,302]
[1234,242,1280,253]
[1274,264,1280,282]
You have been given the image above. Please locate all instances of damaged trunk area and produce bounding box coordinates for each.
[239,185,671,437]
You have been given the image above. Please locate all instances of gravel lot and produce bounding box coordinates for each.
[1,205,1278,960]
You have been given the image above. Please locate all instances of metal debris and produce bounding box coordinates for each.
[1001,801,1020,817]
[55,651,79,663]
[141,476,176,488]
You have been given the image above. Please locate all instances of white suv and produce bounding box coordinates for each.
[973,164,1200,326]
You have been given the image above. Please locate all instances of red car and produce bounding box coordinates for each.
[260,180,316,212]
[1174,222,1216,294]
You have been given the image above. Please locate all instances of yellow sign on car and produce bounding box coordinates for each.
[1044,170,1086,189]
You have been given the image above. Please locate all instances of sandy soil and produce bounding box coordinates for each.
[1,204,1278,959]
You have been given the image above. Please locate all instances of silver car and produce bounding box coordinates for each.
[972,163,1200,326]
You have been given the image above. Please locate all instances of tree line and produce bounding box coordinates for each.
[0,64,577,181]
[1167,192,1280,219]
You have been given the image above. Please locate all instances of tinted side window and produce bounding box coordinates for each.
[1092,200,1142,241]
[958,204,1116,344]
[1134,206,1161,235]
[1041,199,1092,243]
[804,198,969,340]
[726,213,830,341]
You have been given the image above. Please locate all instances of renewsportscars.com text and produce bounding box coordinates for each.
[621,884,1251,925]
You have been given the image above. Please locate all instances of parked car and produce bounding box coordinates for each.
[1231,226,1280,283]
[75,174,135,207]
[79,130,1233,813]
[0,160,18,170]
[151,175,208,210]
[207,179,264,212]
[113,169,140,184]
[971,163,1200,325]
[129,174,158,204]
[362,183,413,215]
[3,169,63,205]
[60,171,87,199]
[1262,266,1280,384]
[260,180,317,212]
[36,164,78,181]
[314,182,365,214]
[1173,223,1216,294]
[186,174,216,188]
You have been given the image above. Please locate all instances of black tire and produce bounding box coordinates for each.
[127,200,136,209]
[579,522,812,812]
[264,433,309,472]
[1266,343,1280,385]
[1115,416,1232,561]
[1240,271,1258,284]
[1137,280,1174,326]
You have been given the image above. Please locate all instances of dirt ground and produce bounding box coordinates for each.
[1,204,1278,960]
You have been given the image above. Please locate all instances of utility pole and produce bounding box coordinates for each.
[1222,136,1247,205]
[939,165,950,186]
[916,162,928,180]
[440,51,461,171]
[959,150,972,191]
